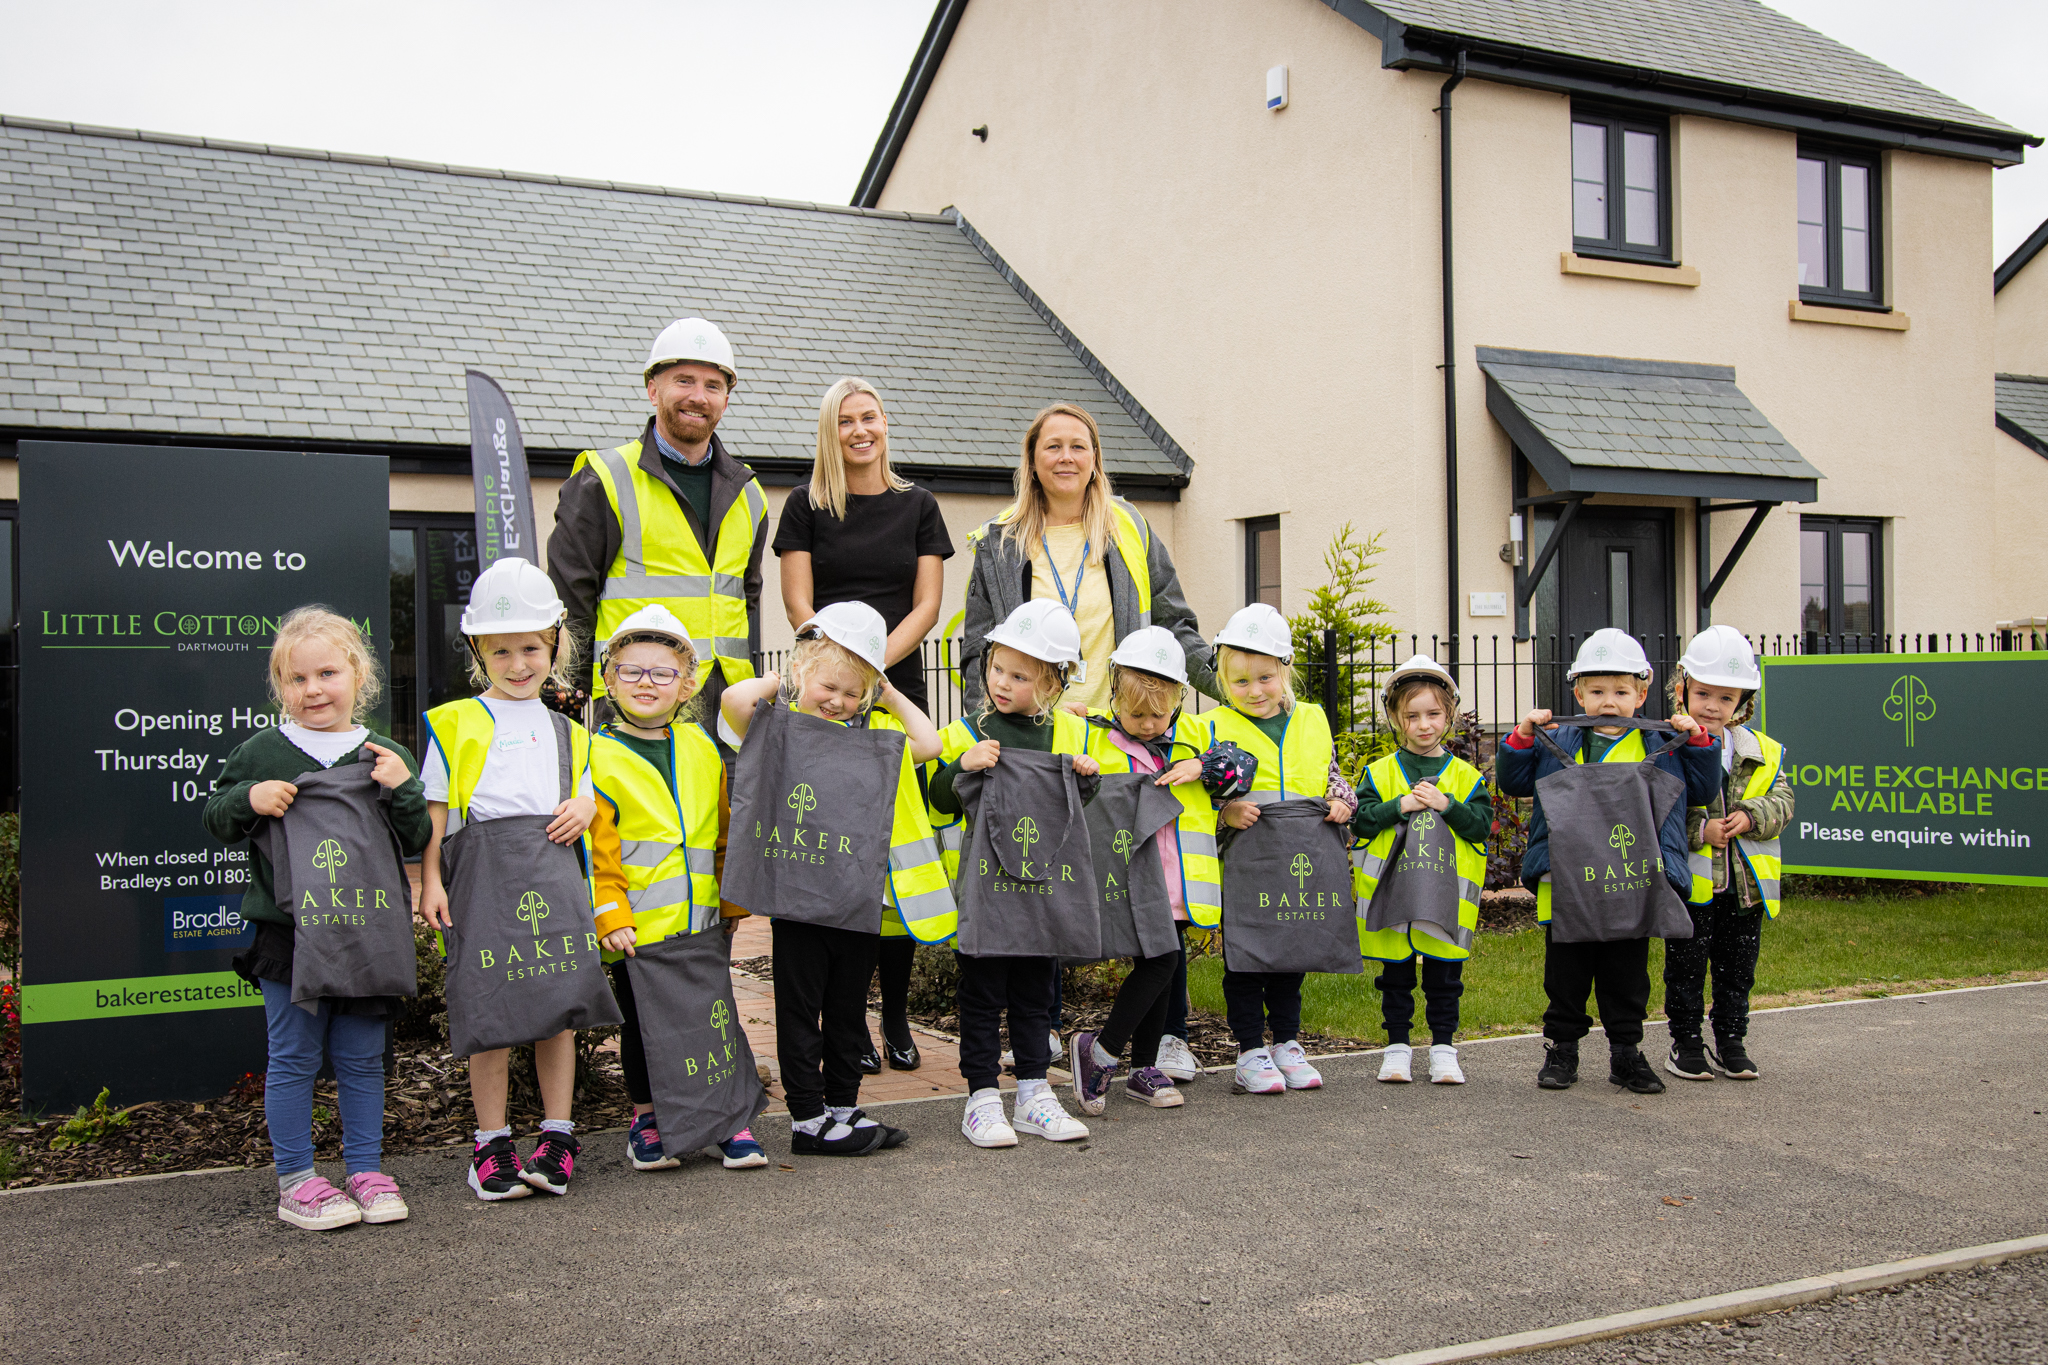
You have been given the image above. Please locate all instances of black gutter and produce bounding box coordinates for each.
[1439,51,1466,676]
[1995,217,2048,293]
[853,0,969,208]
[1996,414,2048,461]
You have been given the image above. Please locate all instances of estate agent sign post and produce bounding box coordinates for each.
[16,442,389,1111]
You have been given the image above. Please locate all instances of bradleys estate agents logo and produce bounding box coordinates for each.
[1884,674,1935,747]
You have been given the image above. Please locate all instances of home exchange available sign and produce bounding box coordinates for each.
[17,442,390,1110]
[1760,653,2048,886]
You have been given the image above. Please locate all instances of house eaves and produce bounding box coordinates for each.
[1995,217,2048,294]
[854,0,969,210]
[1995,375,2048,460]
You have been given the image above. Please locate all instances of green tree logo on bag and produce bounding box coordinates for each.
[1290,853,1314,888]
[1609,824,1635,856]
[1883,674,1935,747]
[1112,829,1134,863]
[710,998,730,1040]
[311,839,348,884]
[516,891,550,933]
[1412,812,1436,835]
[1013,816,1040,860]
[787,783,817,826]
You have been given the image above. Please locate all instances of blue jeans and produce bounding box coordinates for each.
[260,978,387,1176]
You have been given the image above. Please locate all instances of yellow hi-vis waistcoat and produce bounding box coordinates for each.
[424,697,591,837]
[1353,752,1488,961]
[1535,727,1647,924]
[926,710,1090,910]
[572,440,767,694]
[962,497,1156,617]
[843,710,957,945]
[1687,726,1786,919]
[1082,711,1223,928]
[588,724,722,955]
[1206,702,1334,803]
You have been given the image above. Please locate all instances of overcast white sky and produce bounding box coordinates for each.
[1,0,2042,263]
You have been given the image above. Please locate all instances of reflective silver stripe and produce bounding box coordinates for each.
[1411,919,1476,950]
[891,883,956,928]
[684,846,715,876]
[618,839,675,869]
[743,480,767,525]
[938,824,964,853]
[627,875,693,911]
[689,902,721,934]
[600,573,713,601]
[892,835,943,868]
[713,572,745,597]
[714,635,750,659]
[1457,877,1483,905]
[595,446,644,578]
[1353,849,1389,879]
[1179,828,1217,858]
[1248,790,1288,805]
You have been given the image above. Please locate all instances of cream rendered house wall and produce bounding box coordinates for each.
[877,0,2004,653]
[1997,247,2048,375]
[1993,253,2048,625]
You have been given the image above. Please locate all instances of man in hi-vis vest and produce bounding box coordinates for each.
[547,319,770,737]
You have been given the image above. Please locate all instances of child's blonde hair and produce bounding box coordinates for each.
[465,627,582,693]
[269,606,382,724]
[1110,664,1182,719]
[977,646,1068,726]
[1383,675,1458,741]
[783,636,883,713]
[1668,666,1757,727]
[1217,644,1296,714]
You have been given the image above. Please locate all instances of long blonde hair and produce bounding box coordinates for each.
[811,377,912,520]
[1001,403,1115,562]
[268,606,382,724]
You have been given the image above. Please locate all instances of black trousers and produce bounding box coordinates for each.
[956,953,1057,1093]
[772,918,879,1121]
[1163,932,1190,1039]
[1098,947,1182,1066]
[1221,970,1304,1052]
[871,935,915,1048]
[1376,955,1465,1046]
[1541,929,1652,1049]
[1663,892,1764,1046]
[608,958,653,1107]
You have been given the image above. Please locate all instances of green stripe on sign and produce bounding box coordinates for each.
[21,972,265,1024]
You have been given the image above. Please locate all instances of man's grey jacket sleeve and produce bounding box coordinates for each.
[959,534,1004,715]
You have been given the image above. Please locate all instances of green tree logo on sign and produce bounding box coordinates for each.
[710,999,730,1040]
[311,839,347,884]
[1884,674,1936,747]
[1609,824,1635,855]
[1290,853,1313,888]
[787,783,817,826]
[516,891,550,933]
[1112,829,1134,863]
[1013,816,1040,860]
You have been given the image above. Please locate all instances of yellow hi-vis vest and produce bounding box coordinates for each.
[841,710,956,945]
[1206,702,1334,803]
[962,496,1156,617]
[1082,712,1223,928]
[926,710,1090,908]
[588,724,722,955]
[1353,752,1488,961]
[572,439,767,694]
[1535,727,1647,924]
[424,697,591,837]
[1687,726,1786,919]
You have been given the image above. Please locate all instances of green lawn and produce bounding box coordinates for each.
[1188,886,2048,1043]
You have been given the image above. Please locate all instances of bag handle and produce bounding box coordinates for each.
[1531,714,1683,766]
[550,710,574,806]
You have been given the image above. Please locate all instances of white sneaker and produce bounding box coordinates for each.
[1232,1047,1285,1095]
[1155,1034,1200,1082]
[1012,1087,1089,1141]
[1378,1042,1414,1084]
[1272,1038,1323,1090]
[961,1088,1018,1148]
[1048,1030,1064,1066]
[1429,1044,1465,1085]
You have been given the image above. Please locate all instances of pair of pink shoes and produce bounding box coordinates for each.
[276,1171,408,1230]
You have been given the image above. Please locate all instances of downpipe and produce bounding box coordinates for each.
[1438,50,1467,677]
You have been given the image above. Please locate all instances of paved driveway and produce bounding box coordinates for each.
[3,984,2043,1365]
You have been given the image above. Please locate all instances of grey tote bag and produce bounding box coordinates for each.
[1532,719,1694,944]
[1219,798,1363,975]
[1361,809,1466,950]
[953,751,1101,959]
[1081,773,1186,960]
[623,929,768,1157]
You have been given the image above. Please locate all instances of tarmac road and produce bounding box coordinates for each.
[2,983,2043,1365]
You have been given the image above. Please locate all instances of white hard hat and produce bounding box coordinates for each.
[1678,624,1760,690]
[1214,603,1293,664]
[1566,628,1653,680]
[799,601,890,676]
[1383,653,1461,708]
[984,601,1083,671]
[459,557,565,636]
[600,604,695,666]
[1108,626,1188,685]
[644,317,737,385]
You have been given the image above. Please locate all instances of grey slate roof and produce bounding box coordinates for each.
[1477,347,1821,502]
[1369,0,2023,138]
[0,117,1189,482]
[1995,375,2048,460]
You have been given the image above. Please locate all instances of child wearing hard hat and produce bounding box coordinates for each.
[1202,604,1358,1096]
[418,558,599,1200]
[1352,655,1491,1086]
[1496,628,1720,1096]
[927,601,1102,1148]
[719,601,943,1157]
[586,605,766,1172]
[1068,626,1214,1113]
[203,607,430,1230]
[1665,625,1794,1083]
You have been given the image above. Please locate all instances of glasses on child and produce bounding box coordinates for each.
[612,664,683,685]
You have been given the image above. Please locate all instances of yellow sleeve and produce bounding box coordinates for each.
[587,791,634,938]
[718,763,746,920]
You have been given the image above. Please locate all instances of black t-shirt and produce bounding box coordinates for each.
[774,484,954,696]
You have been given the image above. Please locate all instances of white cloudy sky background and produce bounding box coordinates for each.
[1,0,2042,263]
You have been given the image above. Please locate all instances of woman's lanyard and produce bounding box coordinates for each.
[1040,532,1090,614]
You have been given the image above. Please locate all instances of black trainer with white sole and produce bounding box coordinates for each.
[1666,1041,1714,1081]
[790,1120,886,1157]
[1709,1040,1760,1079]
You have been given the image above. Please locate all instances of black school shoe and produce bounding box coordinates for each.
[886,1040,922,1071]
[1609,1046,1666,1094]
[1709,1039,1761,1080]
[790,1119,886,1157]
[1537,1039,1579,1089]
[858,1044,883,1076]
[847,1109,910,1149]
[1666,1040,1714,1081]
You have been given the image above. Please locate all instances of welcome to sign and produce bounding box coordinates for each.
[1758,653,2048,886]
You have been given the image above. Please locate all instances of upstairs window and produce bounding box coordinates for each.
[1800,516,1883,643]
[1571,107,1671,264]
[1245,516,1281,609]
[1797,145,1881,307]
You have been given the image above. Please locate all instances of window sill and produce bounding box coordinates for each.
[1788,300,1910,331]
[1560,252,1699,286]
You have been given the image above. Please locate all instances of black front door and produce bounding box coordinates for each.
[1535,506,1675,716]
